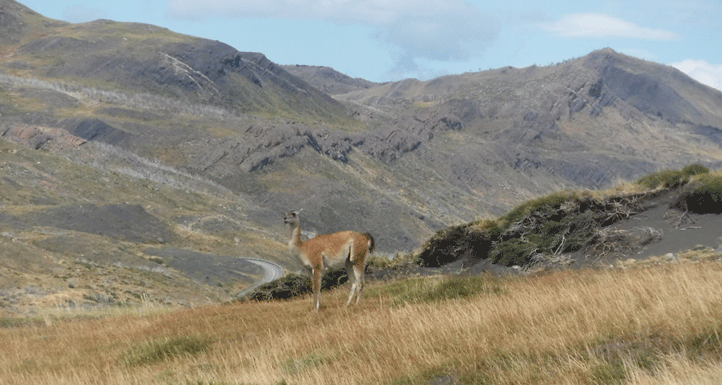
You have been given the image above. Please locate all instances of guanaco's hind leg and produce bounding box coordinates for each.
[311,267,321,311]
[345,262,365,306]
[353,264,365,305]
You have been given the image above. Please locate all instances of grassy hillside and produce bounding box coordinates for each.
[2,149,722,383]
[0,135,285,314]
[3,260,722,384]
[240,164,722,303]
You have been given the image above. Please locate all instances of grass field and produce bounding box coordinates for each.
[3,260,722,385]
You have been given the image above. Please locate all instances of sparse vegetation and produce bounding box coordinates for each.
[635,163,709,190]
[241,269,349,301]
[417,191,640,268]
[121,335,212,367]
[682,172,722,213]
[283,352,329,375]
[417,164,718,269]
[4,261,722,384]
[368,275,505,306]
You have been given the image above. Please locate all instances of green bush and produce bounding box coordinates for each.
[417,224,495,267]
[488,238,537,266]
[694,174,722,200]
[682,163,710,176]
[684,174,722,213]
[500,191,579,228]
[635,164,709,190]
[468,218,504,239]
[415,165,716,270]
[122,336,212,367]
[635,169,687,189]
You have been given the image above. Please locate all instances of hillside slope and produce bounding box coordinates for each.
[282,64,380,95]
[2,0,722,314]
[0,0,348,122]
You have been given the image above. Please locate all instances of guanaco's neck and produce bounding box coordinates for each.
[288,223,303,251]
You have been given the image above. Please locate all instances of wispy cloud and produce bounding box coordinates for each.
[672,59,722,91]
[167,0,500,79]
[541,13,680,40]
[63,5,107,23]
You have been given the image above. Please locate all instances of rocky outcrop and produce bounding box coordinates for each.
[1,124,87,150]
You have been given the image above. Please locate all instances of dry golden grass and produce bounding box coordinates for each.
[625,354,722,385]
[3,261,722,384]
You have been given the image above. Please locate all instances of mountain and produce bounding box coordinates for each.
[2,0,722,311]
[282,64,381,95]
[0,1,348,123]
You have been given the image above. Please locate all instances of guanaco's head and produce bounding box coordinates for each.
[283,210,301,227]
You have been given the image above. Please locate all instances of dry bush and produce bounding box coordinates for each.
[586,226,663,259]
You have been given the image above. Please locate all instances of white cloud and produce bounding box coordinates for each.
[671,59,722,91]
[541,13,679,40]
[168,0,425,25]
[167,0,500,79]
[63,5,107,23]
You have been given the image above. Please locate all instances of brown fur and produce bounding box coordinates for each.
[284,210,374,311]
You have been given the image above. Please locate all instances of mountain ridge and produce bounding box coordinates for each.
[2,0,722,312]
[0,0,350,124]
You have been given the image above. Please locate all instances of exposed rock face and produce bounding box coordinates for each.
[1,125,87,150]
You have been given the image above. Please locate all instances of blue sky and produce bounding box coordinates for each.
[15,0,722,90]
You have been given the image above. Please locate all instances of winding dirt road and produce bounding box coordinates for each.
[237,258,284,298]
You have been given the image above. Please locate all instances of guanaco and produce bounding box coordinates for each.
[284,210,375,311]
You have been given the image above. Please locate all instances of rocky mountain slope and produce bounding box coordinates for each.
[2,0,722,313]
[282,64,380,95]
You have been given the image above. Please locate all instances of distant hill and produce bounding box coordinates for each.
[0,1,349,123]
[282,64,380,95]
[2,0,722,311]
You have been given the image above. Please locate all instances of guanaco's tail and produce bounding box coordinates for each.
[362,233,375,253]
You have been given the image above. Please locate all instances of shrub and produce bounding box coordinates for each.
[635,169,687,189]
[682,163,710,176]
[683,174,722,213]
[417,224,495,267]
[121,336,212,367]
[364,254,396,273]
[635,164,709,190]
[488,238,537,266]
[242,269,349,301]
[499,191,580,228]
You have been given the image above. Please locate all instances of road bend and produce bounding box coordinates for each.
[236,258,284,298]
